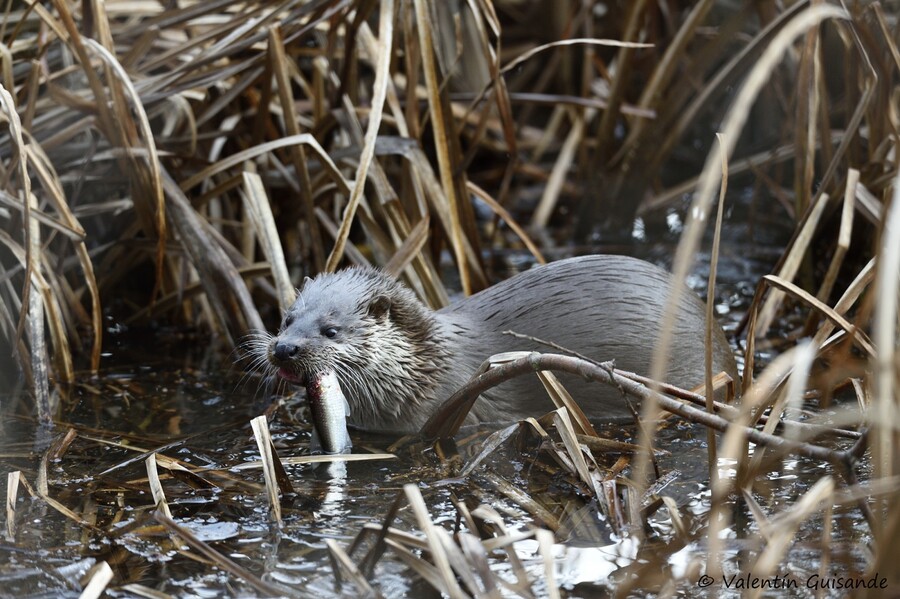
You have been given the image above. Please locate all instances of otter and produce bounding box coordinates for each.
[258,255,738,434]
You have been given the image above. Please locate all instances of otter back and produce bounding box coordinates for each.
[432,255,739,426]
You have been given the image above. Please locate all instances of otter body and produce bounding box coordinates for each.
[265,255,738,433]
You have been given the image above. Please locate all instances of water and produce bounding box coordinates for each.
[0,232,876,597]
[1,360,870,596]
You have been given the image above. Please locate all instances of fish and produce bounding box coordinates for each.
[305,369,352,454]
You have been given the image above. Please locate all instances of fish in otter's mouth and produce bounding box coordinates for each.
[303,369,352,455]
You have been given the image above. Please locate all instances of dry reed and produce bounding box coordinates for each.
[1,1,899,596]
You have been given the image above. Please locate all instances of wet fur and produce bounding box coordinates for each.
[253,255,739,433]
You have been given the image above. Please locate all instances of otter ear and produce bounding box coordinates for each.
[368,294,392,319]
[290,276,313,304]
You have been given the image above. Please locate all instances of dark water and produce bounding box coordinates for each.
[0,235,874,598]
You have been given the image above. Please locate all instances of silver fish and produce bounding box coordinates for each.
[305,369,352,454]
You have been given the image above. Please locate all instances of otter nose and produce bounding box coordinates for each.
[273,341,299,361]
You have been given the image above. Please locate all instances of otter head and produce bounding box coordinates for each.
[268,269,383,387]
[267,267,449,427]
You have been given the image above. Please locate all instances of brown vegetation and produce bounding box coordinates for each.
[1,0,899,596]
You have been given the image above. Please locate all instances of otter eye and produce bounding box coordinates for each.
[322,326,338,339]
[283,314,295,328]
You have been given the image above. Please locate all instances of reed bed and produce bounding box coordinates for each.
[2,0,900,596]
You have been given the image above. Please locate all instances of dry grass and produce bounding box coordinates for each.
[1,0,900,596]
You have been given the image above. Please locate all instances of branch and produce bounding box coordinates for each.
[420,352,852,465]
